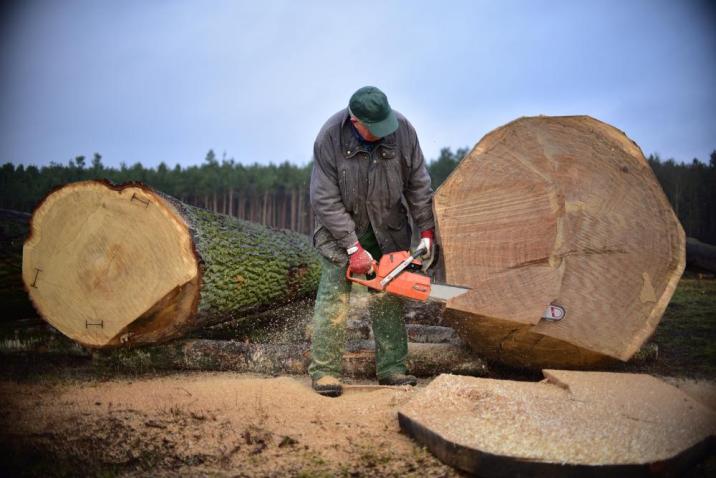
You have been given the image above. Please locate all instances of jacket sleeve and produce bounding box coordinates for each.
[403,123,435,232]
[309,138,359,249]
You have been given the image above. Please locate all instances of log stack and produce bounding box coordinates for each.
[434,116,685,369]
[22,116,685,372]
[22,181,321,348]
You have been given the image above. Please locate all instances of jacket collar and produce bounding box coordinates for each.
[340,109,397,159]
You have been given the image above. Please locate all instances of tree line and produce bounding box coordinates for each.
[647,152,716,244]
[1,147,713,243]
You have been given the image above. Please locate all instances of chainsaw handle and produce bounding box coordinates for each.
[413,244,427,258]
[346,260,383,291]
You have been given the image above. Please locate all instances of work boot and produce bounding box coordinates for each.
[378,373,417,386]
[312,375,343,397]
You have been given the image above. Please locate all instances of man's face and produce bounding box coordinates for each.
[350,117,381,142]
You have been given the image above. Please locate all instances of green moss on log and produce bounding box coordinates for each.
[159,193,321,325]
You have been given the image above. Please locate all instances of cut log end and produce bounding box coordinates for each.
[22,181,200,348]
[435,115,685,368]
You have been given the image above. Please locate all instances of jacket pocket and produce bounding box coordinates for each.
[379,148,397,160]
[384,203,412,251]
[339,169,355,212]
[386,202,408,230]
[380,158,403,206]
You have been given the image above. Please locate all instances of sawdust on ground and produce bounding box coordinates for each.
[2,371,714,477]
[0,372,463,477]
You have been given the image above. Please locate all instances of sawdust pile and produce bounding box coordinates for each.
[0,373,460,477]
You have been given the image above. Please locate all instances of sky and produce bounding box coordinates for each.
[1,0,715,169]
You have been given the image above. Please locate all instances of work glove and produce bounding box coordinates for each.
[418,229,435,262]
[347,242,374,275]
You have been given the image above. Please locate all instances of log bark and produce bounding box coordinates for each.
[22,180,321,348]
[0,318,658,372]
[434,116,685,369]
[686,237,716,273]
[91,340,489,378]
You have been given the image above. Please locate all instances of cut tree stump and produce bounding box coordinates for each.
[398,371,716,477]
[22,181,321,348]
[434,116,685,369]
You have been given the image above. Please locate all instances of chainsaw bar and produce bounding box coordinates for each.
[428,283,470,302]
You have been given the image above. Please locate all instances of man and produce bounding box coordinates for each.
[308,86,435,397]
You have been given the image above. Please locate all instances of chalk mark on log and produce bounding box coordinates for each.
[86,320,104,329]
[560,247,627,258]
[621,414,660,425]
[130,193,150,208]
[30,268,42,288]
[507,257,550,270]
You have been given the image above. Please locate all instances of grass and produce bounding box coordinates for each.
[646,276,716,378]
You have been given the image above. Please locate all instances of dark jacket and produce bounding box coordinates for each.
[310,108,435,264]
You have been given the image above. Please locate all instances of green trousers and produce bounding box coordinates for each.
[308,229,408,381]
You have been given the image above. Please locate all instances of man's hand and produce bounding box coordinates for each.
[418,229,435,261]
[347,242,373,274]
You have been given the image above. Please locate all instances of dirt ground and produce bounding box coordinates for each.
[1,369,715,477]
[0,371,465,477]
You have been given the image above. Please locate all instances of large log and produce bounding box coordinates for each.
[91,340,489,378]
[686,237,716,273]
[0,209,36,321]
[434,116,685,369]
[22,180,321,348]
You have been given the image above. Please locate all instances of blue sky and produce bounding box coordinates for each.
[1,0,714,168]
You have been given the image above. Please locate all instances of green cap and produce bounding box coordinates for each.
[348,86,399,138]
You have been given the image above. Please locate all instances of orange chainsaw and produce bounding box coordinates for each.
[346,245,470,302]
